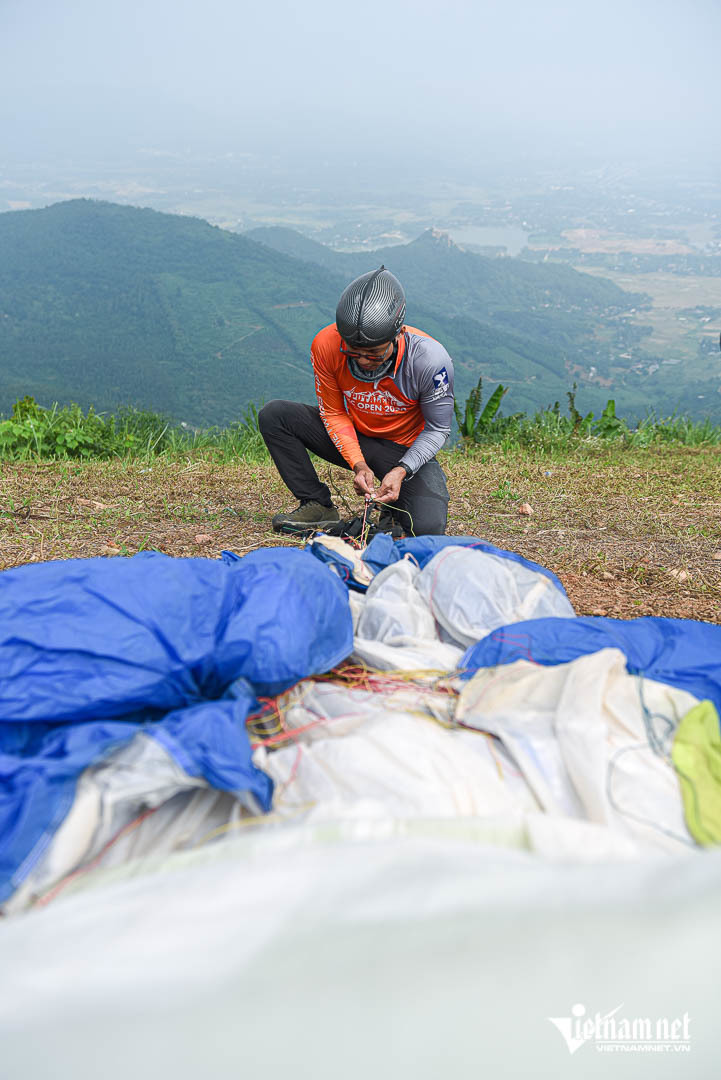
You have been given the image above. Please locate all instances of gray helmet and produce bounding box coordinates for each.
[335,266,406,348]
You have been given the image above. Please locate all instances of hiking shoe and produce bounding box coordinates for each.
[271,500,340,534]
[377,507,406,538]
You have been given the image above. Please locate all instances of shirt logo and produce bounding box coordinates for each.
[343,387,408,414]
[432,367,449,397]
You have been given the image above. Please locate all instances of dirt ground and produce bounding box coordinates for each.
[1,445,720,623]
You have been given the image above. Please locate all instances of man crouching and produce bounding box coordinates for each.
[259,266,454,536]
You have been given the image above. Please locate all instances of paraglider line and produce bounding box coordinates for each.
[34,805,161,909]
[605,743,695,848]
[487,629,542,666]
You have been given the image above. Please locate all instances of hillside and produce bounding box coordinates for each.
[249,226,721,421]
[246,225,654,378]
[246,224,637,319]
[0,199,678,425]
[0,200,346,424]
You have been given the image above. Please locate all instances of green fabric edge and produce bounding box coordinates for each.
[671,700,721,847]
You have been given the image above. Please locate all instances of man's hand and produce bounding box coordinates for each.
[374,465,407,504]
[352,461,376,498]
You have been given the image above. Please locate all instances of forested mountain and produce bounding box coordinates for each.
[0,199,678,425]
[0,200,342,424]
[246,225,637,319]
[248,224,658,406]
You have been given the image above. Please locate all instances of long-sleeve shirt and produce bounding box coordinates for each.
[310,323,455,477]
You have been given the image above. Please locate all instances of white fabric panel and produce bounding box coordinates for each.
[415,546,576,646]
[257,678,535,821]
[5,734,243,914]
[352,557,464,671]
[1,823,718,1080]
[456,648,698,854]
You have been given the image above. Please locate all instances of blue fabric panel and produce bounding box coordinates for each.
[0,717,145,903]
[0,693,271,904]
[153,697,274,800]
[0,548,353,723]
[306,541,368,593]
[362,533,568,596]
[204,548,353,696]
[460,615,721,714]
[0,547,352,902]
[360,533,401,576]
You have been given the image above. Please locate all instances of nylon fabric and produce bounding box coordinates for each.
[0,548,353,721]
[456,648,697,854]
[415,546,575,647]
[0,548,353,904]
[3,535,721,1075]
[459,614,721,714]
[361,532,569,595]
[1,700,270,908]
[352,557,464,671]
[672,701,721,846]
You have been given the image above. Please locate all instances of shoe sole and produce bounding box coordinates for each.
[272,519,340,535]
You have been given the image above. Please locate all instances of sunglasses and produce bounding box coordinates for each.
[339,340,394,363]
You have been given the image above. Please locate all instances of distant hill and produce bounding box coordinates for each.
[248,226,721,422]
[246,225,639,322]
[0,199,708,425]
[247,226,698,413]
[0,200,344,425]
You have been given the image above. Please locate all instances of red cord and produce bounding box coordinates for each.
[35,805,160,908]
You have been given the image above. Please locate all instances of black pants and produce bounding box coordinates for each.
[258,400,449,536]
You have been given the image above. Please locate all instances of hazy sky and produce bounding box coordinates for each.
[2,0,720,168]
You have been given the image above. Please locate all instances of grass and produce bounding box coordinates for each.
[2,443,720,623]
[1,394,720,622]
[0,398,267,462]
[4,392,721,464]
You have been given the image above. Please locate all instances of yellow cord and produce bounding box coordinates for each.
[195,802,316,848]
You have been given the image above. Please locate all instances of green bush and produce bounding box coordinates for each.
[0,397,269,462]
[2,390,720,463]
[453,382,721,453]
[453,377,508,442]
[0,396,114,458]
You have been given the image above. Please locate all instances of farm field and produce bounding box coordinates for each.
[579,267,720,361]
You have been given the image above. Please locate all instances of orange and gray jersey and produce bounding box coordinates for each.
[310,323,455,477]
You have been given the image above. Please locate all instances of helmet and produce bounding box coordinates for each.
[335,266,406,348]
